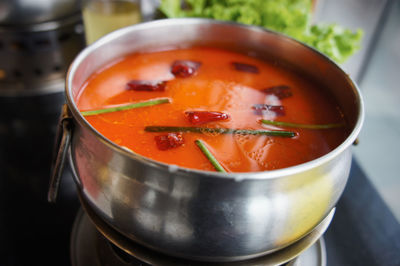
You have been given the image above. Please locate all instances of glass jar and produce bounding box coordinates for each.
[82,0,142,45]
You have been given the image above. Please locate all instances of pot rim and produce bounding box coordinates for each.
[66,18,364,181]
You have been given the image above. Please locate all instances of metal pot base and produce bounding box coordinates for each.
[74,190,332,265]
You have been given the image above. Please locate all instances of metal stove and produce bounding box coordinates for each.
[0,0,85,200]
[0,0,84,94]
[0,1,84,265]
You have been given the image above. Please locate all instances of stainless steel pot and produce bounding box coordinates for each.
[49,19,364,262]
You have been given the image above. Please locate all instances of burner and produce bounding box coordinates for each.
[0,13,85,94]
[71,194,331,266]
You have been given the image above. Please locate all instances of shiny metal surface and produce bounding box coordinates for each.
[0,0,81,25]
[287,238,326,266]
[71,202,331,266]
[64,19,364,261]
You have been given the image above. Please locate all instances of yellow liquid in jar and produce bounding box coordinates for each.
[82,1,141,45]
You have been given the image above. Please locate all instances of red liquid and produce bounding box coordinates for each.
[77,47,347,172]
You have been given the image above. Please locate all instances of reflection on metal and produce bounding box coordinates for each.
[72,197,332,266]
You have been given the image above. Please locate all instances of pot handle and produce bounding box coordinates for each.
[48,104,73,203]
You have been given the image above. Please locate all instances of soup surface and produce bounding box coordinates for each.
[77,47,347,172]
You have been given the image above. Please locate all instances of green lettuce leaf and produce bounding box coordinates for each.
[159,0,362,63]
[303,24,363,63]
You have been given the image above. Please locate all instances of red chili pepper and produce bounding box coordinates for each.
[171,60,201,78]
[231,62,259,73]
[185,111,230,125]
[252,104,285,116]
[262,85,292,99]
[126,80,167,91]
[155,133,184,150]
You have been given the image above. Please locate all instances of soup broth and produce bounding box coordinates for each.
[77,47,347,172]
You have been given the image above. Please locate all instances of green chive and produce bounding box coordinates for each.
[195,140,226,172]
[144,126,295,137]
[81,98,170,116]
[260,119,345,129]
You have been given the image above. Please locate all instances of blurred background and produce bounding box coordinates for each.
[313,0,400,221]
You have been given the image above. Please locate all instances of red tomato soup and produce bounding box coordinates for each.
[76,47,348,172]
